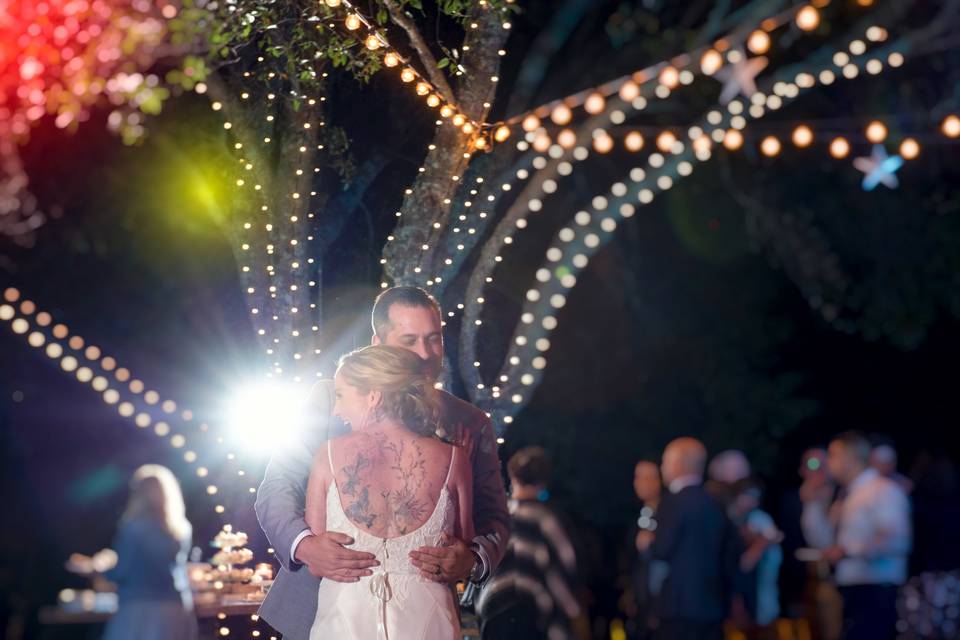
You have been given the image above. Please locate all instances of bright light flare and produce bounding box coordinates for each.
[222,382,311,454]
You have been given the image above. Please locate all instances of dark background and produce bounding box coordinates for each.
[3,1,960,638]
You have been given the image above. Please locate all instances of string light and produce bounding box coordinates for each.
[830,136,850,158]
[584,92,606,115]
[551,104,573,125]
[760,135,781,156]
[747,30,771,55]
[464,24,910,429]
[522,115,541,132]
[701,50,724,75]
[796,6,821,31]
[899,138,920,160]
[659,66,680,89]
[495,0,834,143]
[942,115,960,138]
[723,129,744,150]
[625,131,645,152]
[865,120,888,143]
[656,131,678,152]
[592,130,614,154]
[792,125,814,147]
[0,288,245,518]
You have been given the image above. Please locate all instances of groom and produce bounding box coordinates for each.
[254,286,511,639]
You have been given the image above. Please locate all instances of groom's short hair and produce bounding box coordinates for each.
[371,286,442,338]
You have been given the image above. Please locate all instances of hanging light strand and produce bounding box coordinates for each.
[471,26,905,431]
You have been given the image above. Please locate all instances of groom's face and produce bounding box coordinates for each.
[372,303,444,380]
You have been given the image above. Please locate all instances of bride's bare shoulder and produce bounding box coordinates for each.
[330,431,385,459]
[414,435,453,458]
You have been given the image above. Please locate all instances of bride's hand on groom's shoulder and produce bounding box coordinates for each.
[297,531,380,582]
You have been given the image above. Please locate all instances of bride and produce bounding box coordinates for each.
[305,345,474,639]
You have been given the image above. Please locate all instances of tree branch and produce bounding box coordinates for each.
[383,0,457,105]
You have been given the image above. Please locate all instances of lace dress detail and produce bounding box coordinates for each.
[309,443,459,640]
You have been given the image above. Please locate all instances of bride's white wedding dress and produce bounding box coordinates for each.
[309,442,461,640]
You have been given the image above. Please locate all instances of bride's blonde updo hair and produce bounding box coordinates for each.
[336,345,441,437]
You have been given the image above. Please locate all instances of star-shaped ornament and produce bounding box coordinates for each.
[853,145,904,191]
[714,54,768,104]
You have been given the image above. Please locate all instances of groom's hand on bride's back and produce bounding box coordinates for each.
[296,531,379,582]
[409,534,475,583]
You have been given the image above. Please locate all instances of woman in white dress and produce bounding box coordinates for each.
[306,345,475,640]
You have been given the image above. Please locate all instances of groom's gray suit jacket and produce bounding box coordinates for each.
[254,380,511,640]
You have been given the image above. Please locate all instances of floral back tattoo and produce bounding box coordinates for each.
[336,433,440,538]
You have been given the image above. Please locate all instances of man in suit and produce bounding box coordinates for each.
[254,286,511,639]
[644,437,740,640]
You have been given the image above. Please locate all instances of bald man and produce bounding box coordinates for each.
[648,438,741,640]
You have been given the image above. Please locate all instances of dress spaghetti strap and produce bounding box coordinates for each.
[443,444,456,489]
[326,439,335,476]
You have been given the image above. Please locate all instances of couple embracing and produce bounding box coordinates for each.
[254,286,511,639]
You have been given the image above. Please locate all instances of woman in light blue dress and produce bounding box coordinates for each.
[102,464,198,640]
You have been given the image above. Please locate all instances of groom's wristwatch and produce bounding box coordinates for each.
[468,548,485,583]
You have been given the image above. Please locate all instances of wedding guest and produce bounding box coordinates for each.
[869,442,913,495]
[478,446,583,640]
[102,464,197,640]
[645,438,740,640]
[778,447,844,639]
[622,460,662,640]
[706,449,752,508]
[801,431,911,640]
[730,478,783,635]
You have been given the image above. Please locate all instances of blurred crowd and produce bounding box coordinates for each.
[489,433,960,640]
[68,433,959,640]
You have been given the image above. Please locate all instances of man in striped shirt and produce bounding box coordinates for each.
[478,446,582,640]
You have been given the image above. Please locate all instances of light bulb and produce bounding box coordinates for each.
[557,129,577,148]
[723,129,744,150]
[584,92,606,114]
[829,137,850,158]
[865,120,887,143]
[625,131,644,152]
[796,6,820,31]
[760,135,781,157]
[659,66,680,89]
[522,114,540,131]
[792,125,814,147]
[748,30,771,54]
[701,49,723,75]
[551,104,572,125]
[899,138,920,160]
[656,130,677,152]
[593,132,614,154]
[619,81,640,101]
[941,115,960,138]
